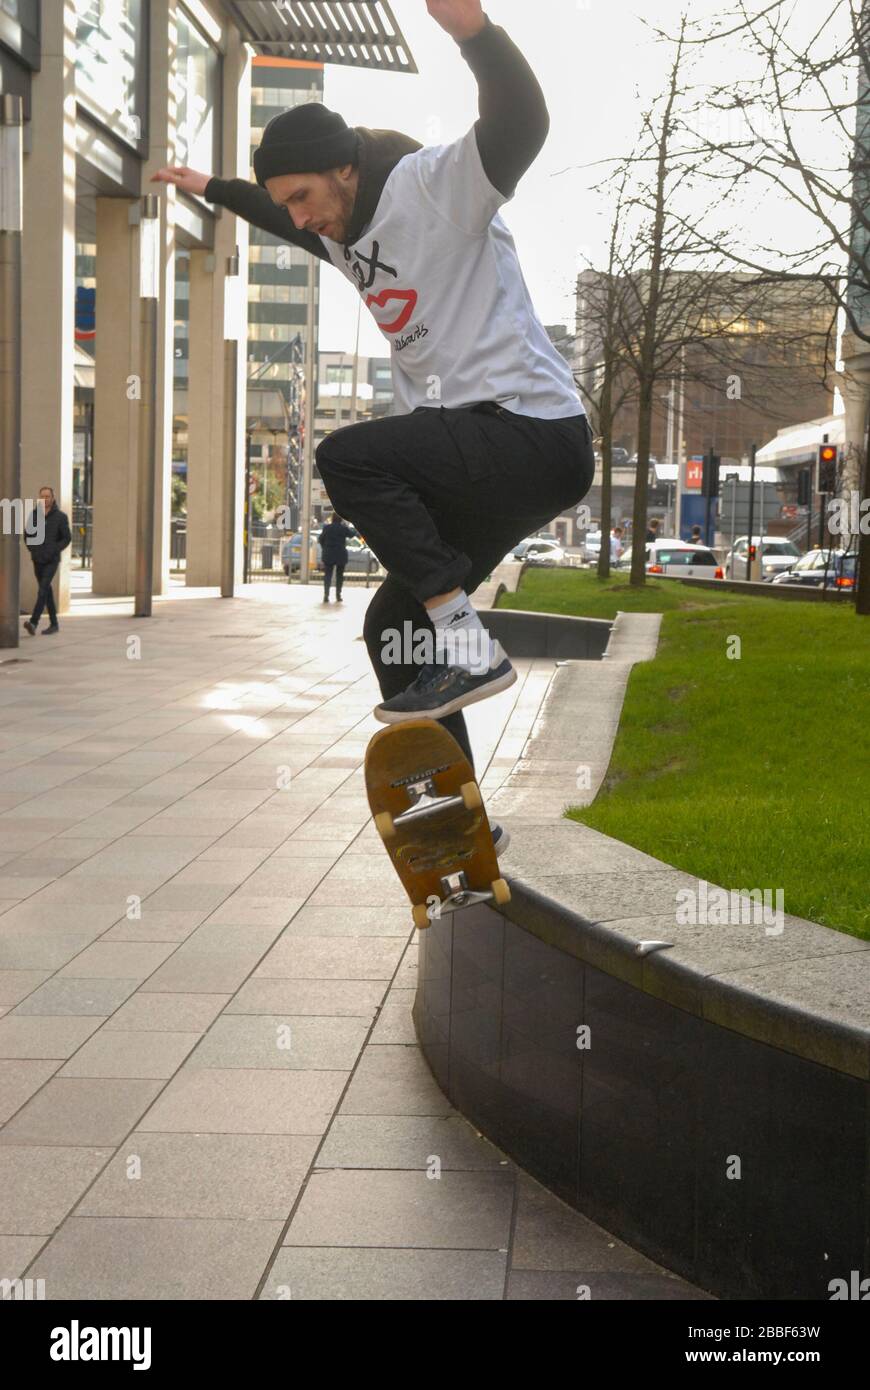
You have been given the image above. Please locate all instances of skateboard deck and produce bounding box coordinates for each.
[365,718,511,930]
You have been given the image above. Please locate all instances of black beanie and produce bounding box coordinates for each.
[253,103,359,186]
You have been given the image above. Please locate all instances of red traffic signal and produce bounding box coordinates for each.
[817,443,837,493]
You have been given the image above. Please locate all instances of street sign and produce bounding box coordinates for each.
[685,457,704,490]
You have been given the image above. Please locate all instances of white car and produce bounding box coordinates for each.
[621,538,724,579]
[725,536,800,580]
[582,530,603,561]
[511,537,566,566]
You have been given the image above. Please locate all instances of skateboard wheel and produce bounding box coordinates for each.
[460,780,482,811]
[412,902,432,930]
[491,877,511,906]
[374,810,396,840]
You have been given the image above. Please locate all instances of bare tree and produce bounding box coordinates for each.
[574,168,641,578]
[653,0,870,608]
[596,19,772,584]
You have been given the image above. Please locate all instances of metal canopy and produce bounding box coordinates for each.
[221,1,417,72]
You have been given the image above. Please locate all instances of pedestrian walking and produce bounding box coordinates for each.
[23,486,70,637]
[319,512,355,602]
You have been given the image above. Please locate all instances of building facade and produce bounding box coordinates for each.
[0,0,411,627]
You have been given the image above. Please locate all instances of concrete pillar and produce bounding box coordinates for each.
[19,0,76,616]
[91,199,141,595]
[186,249,225,585]
[91,1,178,598]
[142,0,178,598]
[185,24,250,589]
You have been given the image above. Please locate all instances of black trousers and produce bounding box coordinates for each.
[323,561,346,597]
[30,558,59,626]
[315,403,595,771]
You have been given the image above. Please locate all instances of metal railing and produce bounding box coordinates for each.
[67,511,384,587]
[71,502,93,568]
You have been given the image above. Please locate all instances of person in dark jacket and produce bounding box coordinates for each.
[23,486,71,636]
[319,512,355,602]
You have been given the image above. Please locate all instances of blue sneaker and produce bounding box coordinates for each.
[373,643,517,723]
[491,823,511,857]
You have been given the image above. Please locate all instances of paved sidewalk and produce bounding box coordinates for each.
[0,581,705,1300]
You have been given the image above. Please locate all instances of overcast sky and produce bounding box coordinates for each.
[317,0,854,358]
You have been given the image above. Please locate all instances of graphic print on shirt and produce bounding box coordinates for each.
[343,239,423,344]
[321,127,583,416]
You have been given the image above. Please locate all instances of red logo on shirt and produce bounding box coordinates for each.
[365,288,418,334]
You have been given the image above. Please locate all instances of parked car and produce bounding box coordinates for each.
[511,537,566,566]
[281,532,379,576]
[724,536,800,580]
[621,538,724,579]
[581,530,603,561]
[593,447,630,469]
[770,548,858,592]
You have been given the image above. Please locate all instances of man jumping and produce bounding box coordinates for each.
[154,0,594,778]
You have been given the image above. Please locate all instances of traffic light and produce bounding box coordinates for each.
[797,468,812,507]
[817,442,837,493]
[702,450,720,497]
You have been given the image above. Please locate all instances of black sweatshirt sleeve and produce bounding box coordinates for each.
[58,513,71,552]
[458,15,550,198]
[204,177,332,263]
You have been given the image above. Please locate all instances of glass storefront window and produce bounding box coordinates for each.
[174,253,189,391]
[0,0,39,70]
[0,1,37,30]
[74,0,146,148]
[176,5,220,176]
[1,0,38,33]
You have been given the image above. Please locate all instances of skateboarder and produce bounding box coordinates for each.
[153,0,594,778]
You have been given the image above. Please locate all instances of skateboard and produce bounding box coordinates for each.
[365,718,511,930]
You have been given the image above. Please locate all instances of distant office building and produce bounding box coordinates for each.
[574,268,836,535]
[576,269,834,467]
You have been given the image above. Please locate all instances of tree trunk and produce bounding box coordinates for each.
[597,364,614,579]
[630,379,655,586]
[856,419,870,615]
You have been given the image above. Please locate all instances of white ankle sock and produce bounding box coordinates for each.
[428,591,494,673]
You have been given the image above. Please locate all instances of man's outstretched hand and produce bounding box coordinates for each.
[151,166,211,197]
[425,0,486,43]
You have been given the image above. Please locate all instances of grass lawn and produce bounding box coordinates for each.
[499,569,870,939]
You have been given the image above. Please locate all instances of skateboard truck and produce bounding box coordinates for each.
[434,869,497,917]
[392,774,481,829]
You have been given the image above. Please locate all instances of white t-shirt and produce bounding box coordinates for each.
[320,127,584,420]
